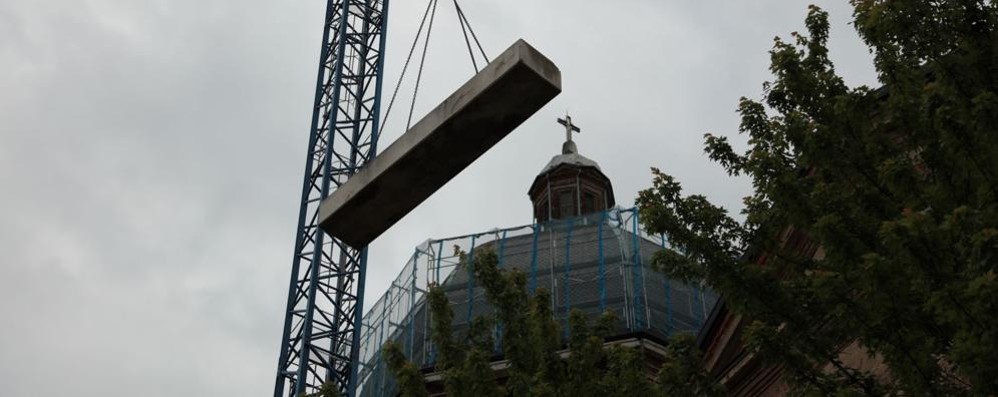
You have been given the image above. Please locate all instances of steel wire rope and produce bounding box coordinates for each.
[383,0,489,134]
[453,0,480,72]
[406,0,439,131]
[381,0,435,134]
[453,0,489,64]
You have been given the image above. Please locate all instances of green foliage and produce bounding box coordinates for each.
[299,382,344,397]
[656,334,726,397]
[382,250,722,396]
[638,2,998,395]
[383,341,429,397]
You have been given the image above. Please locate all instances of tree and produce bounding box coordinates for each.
[382,250,722,396]
[637,2,998,395]
[301,382,343,397]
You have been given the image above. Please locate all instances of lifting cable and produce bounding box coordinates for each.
[406,0,439,131]
[382,0,490,134]
[453,0,490,72]
[382,0,435,134]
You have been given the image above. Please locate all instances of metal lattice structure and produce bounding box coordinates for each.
[353,208,718,397]
[274,1,390,396]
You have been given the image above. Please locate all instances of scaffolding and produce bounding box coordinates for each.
[354,207,717,396]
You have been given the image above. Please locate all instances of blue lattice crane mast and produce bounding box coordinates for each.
[275,0,498,394]
[273,0,390,396]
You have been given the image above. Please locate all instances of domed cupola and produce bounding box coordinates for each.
[528,115,615,223]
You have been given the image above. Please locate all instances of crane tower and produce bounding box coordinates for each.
[273,0,389,396]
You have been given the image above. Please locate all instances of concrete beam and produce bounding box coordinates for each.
[318,39,561,248]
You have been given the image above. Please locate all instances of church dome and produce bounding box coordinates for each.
[539,152,602,174]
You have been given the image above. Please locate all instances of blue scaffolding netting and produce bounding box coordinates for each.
[354,207,718,396]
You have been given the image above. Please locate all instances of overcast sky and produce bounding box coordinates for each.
[0,1,878,395]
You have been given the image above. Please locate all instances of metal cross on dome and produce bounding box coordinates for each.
[558,114,581,143]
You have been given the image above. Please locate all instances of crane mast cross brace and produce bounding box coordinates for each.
[273,1,562,396]
[274,1,390,396]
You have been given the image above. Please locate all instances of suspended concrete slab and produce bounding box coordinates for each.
[318,39,561,247]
